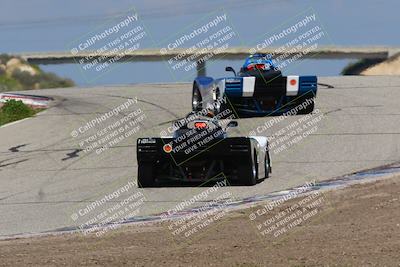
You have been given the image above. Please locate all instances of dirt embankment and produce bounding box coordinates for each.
[0,177,399,267]
[362,53,400,75]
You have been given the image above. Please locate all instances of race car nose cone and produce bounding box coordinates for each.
[163,144,173,153]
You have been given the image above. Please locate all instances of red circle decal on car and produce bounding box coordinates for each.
[163,144,172,153]
[290,79,297,86]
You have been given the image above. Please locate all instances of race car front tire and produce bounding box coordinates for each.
[192,83,203,112]
[137,162,155,188]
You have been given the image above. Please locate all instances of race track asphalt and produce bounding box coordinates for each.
[1,76,399,237]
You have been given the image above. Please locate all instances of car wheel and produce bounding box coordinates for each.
[137,162,154,188]
[296,95,315,115]
[239,153,257,185]
[192,83,202,111]
[264,152,271,179]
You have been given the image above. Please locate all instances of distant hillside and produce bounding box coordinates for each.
[341,58,385,75]
[342,53,400,76]
[0,54,74,92]
[361,53,400,75]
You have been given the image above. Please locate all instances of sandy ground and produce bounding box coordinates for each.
[362,54,400,75]
[0,176,399,267]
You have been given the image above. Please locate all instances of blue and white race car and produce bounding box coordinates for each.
[192,54,318,116]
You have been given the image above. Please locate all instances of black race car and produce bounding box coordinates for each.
[136,113,271,187]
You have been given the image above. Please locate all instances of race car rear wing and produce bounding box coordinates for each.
[224,75,317,98]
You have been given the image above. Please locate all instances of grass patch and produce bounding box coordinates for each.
[0,99,41,126]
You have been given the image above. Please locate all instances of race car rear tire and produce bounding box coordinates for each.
[239,153,258,185]
[264,152,271,179]
[192,83,203,112]
[137,162,155,188]
[296,98,314,115]
[296,97,314,114]
[264,155,270,179]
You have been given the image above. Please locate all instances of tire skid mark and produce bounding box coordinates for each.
[88,92,181,119]
[317,82,334,89]
[61,149,83,161]
[9,144,28,152]
[0,158,29,168]
[25,92,180,200]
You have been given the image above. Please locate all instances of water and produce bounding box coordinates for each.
[0,0,398,86]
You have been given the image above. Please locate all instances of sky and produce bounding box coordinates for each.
[0,0,398,85]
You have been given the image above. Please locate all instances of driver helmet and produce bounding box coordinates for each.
[243,53,276,71]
